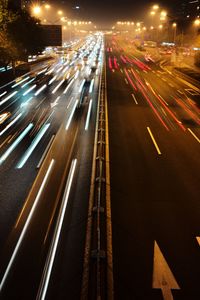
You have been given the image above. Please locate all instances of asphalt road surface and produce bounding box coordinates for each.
[106,35,200,300]
[0,33,104,299]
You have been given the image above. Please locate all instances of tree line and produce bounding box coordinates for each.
[0,0,44,70]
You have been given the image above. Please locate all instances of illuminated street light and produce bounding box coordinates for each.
[160,11,167,17]
[45,4,50,9]
[194,19,200,26]
[150,11,156,16]
[32,5,41,15]
[150,26,154,30]
[172,23,177,43]
[158,24,163,29]
[136,22,141,27]
[57,10,63,15]
[153,4,159,10]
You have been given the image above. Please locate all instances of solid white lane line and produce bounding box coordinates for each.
[147,127,162,155]
[65,100,78,130]
[125,78,128,84]
[85,99,93,130]
[89,79,94,93]
[131,93,138,104]
[0,123,33,164]
[36,159,77,300]
[0,159,55,291]
[37,135,55,169]
[188,128,200,144]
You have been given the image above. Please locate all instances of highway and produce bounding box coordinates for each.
[0,33,104,299]
[106,35,200,300]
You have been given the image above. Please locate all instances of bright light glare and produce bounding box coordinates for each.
[32,6,41,15]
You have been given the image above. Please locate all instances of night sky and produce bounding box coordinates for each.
[61,0,177,26]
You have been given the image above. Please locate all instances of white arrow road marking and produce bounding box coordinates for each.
[152,241,180,300]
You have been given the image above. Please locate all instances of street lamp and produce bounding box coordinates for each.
[153,4,159,10]
[32,5,41,16]
[194,19,200,26]
[57,10,63,16]
[172,22,177,44]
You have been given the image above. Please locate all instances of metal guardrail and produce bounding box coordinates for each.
[81,53,113,300]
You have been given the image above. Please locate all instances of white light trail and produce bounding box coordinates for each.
[85,99,93,130]
[21,96,33,108]
[21,78,35,88]
[0,159,55,291]
[0,91,7,98]
[37,68,47,75]
[23,84,36,96]
[65,100,78,130]
[63,78,75,94]
[36,159,77,300]
[34,84,47,96]
[0,113,23,136]
[52,79,65,94]
[0,91,18,106]
[17,123,50,168]
[48,75,57,85]
[11,76,30,88]
[0,123,33,164]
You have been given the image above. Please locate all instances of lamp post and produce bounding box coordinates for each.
[172,22,177,44]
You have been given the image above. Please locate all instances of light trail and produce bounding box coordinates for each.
[0,91,18,106]
[23,84,36,96]
[11,76,30,88]
[0,91,7,98]
[21,78,35,88]
[0,113,23,136]
[17,123,50,168]
[63,78,75,94]
[0,123,33,164]
[52,79,65,94]
[34,84,47,96]
[48,75,57,85]
[0,159,55,291]
[36,159,77,300]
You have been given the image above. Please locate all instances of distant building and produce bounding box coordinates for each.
[41,25,62,46]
